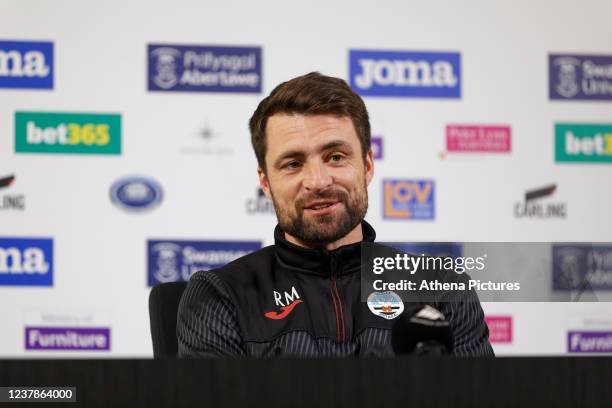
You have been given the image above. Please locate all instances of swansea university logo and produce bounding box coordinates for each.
[0,40,53,89]
[550,54,612,101]
[383,179,435,220]
[147,240,262,286]
[349,49,460,98]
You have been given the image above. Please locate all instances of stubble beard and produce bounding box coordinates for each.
[270,183,369,246]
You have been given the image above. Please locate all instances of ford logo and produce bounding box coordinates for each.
[110,176,163,212]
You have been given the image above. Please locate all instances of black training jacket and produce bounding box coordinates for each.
[177,221,494,357]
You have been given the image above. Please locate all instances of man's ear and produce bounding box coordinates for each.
[258,166,272,199]
[365,148,374,186]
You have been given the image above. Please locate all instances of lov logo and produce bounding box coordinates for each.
[383,179,435,220]
[0,237,53,286]
[555,123,612,163]
[15,112,121,155]
[349,49,461,98]
[0,40,53,89]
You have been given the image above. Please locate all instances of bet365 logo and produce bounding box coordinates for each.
[15,112,121,155]
[383,179,435,220]
[555,123,612,163]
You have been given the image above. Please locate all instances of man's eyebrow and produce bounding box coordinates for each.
[319,140,353,153]
[273,140,354,168]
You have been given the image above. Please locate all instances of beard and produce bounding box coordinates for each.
[270,183,368,246]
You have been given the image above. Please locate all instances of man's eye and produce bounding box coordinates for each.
[286,161,301,169]
[330,154,345,162]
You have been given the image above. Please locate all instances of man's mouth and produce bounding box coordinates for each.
[303,201,341,216]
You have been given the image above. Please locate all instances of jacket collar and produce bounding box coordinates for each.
[274,220,376,277]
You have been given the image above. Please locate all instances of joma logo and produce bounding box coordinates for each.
[0,50,50,78]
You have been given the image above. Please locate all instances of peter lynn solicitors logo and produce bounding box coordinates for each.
[383,179,435,220]
[553,245,612,291]
[0,40,53,89]
[555,123,612,163]
[15,112,122,155]
[550,54,612,101]
[25,327,110,351]
[514,184,566,219]
[0,238,53,286]
[485,316,513,344]
[568,331,612,353]
[147,240,262,286]
[148,44,262,93]
[349,49,461,98]
[446,125,511,153]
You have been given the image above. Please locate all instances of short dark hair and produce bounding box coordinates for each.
[249,72,371,172]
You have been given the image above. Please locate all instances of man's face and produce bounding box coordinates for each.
[259,113,374,246]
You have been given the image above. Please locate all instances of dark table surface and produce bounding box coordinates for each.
[1,357,611,407]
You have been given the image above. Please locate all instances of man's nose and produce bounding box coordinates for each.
[302,161,332,191]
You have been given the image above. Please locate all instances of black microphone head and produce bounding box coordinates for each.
[392,304,454,355]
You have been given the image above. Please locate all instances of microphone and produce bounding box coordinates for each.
[391,304,453,356]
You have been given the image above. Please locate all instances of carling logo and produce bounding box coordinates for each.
[25,327,110,351]
[553,244,612,291]
[246,188,275,215]
[0,174,25,211]
[148,44,262,93]
[446,125,511,153]
[485,316,513,344]
[568,331,612,353]
[349,50,461,98]
[383,179,435,220]
[15,112,121,155]
[550,54,612,101]
[0,40,53,89]
[514,184,566,219]
[555,123,612,163]
[147,240,262,286]
[0,238,53,286]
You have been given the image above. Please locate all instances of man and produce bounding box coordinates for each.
[177,72,493,357]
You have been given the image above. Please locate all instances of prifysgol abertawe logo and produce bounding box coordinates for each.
[148,44,262,93]
[0,174,25,211]
[514,184,566,219]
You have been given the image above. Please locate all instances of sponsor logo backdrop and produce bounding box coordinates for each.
[1,0,612,356]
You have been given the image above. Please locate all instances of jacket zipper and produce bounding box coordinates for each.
[329,256,346,343]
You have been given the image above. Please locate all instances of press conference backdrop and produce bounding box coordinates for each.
[1,0,611,357]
